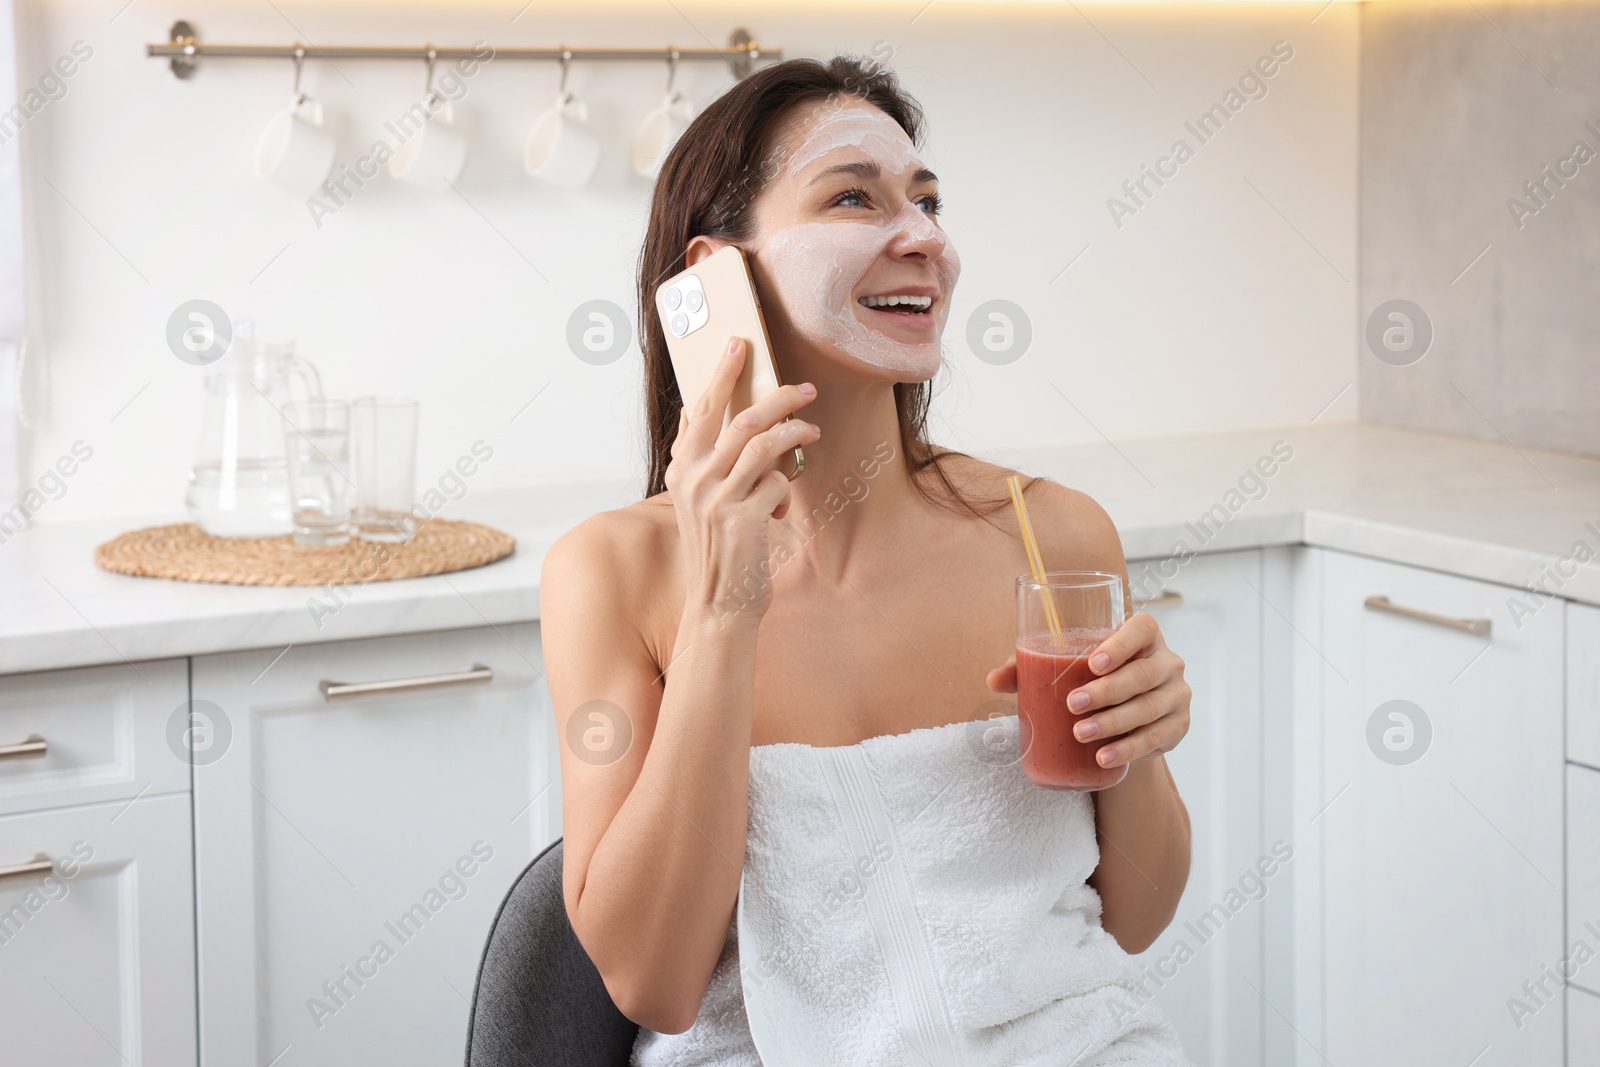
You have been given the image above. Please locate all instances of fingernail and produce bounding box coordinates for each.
[1090,652,1110,672]
[1098,747,1118,766]
[1068,691,1091,712]
[726,337,740,355]
[798,382,816,396]
[1075,720,1098,741]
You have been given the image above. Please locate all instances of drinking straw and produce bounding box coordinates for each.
[1007,475,1063,639]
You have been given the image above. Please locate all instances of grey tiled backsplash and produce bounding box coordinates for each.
[1359,3,1600,460]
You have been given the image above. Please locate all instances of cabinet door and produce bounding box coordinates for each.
[1319,550,1564,1065]
[1569,764,1600,1000]
[192,625,559,1067]
[1127,548,1266,1067]
[1569,601,1600,768]
[0,659,188,817]
[0,792,196,1066]
[1572,985,1600,1065]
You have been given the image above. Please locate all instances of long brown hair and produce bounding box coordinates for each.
[636,55,1020,520]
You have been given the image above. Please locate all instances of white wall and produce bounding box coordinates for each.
[13,0,1358,522]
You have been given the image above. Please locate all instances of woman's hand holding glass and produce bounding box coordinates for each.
[987,611,1192,769]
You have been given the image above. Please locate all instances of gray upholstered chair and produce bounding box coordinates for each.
[466,839,641,1066]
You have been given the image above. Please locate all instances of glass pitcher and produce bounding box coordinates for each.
[185,321,323,537]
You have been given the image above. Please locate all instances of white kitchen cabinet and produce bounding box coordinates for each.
[1569,763,1600,1000]
[0,791,197,1067]
[1569,601,1600,769]
[1572,985,1600,1064]
[1126,548,1270,1067]
[1316,550,1565,1066]
[0,659,188,817]
[192,624,559,1067]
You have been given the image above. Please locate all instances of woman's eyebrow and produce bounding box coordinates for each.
[806,160,881,187]
[804,160,941,187]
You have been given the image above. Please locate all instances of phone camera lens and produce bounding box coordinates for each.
[663,287,682,311]
[685,289,704,313]
[670,313,689,337]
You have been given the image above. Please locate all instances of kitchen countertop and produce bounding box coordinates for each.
[3,423,1598,676]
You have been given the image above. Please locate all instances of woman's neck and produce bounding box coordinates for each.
[769,367,924,585]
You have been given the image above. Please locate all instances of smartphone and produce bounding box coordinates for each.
[655,245,805,480]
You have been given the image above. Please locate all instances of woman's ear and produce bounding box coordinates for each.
[684,235,732,266]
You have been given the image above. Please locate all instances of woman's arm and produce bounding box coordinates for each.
[987,481,1192,954]
[545,526,760,1033]
[1092,764,1191,952]
[547,338,820,1034]
[1068,612,1193,953]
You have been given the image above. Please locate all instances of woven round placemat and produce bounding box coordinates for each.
[94,519,515,587]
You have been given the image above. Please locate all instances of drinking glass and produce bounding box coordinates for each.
[351,397,418,543]
[1014,571,1127,791]
[283,399,352,546]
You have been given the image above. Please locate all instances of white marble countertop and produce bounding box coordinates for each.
[4,423,1598,675]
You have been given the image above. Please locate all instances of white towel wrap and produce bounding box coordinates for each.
[632,715,1191,1067]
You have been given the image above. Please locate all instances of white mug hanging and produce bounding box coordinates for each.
[524,51,601,190]
[388,53,468,192]
[256,53,337,197]
[632,50,693,178]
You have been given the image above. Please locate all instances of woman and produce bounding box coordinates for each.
[541,56,1194,1066]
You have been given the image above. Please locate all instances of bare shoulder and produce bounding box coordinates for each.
[1028,477,1126,574]
[540,494,678,617]
[931,452,1126,573]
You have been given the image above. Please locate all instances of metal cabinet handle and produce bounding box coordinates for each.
[0,735,46,761]
[1134,591,1183,610]
[320,664,494,701]
[0,854,53,882]
[1364,595,1491,636]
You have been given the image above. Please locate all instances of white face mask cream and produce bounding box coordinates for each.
[783,102,922,179]
[756,200,960,377]
[754,102,961,377]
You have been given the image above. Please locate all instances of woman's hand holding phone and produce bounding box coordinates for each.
[665,335,821,627]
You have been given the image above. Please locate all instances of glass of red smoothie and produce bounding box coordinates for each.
[1015,570,1127,791]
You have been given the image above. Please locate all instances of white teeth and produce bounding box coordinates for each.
[859,294,933,309]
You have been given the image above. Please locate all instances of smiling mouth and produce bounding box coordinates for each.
[858,294,934,315]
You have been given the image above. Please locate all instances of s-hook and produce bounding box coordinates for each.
[423,46,440,106]
[665,46,680,95]
[291,46,306,106]
[557,46,574,101]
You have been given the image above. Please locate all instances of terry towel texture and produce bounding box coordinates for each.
[632,715,1191,1067]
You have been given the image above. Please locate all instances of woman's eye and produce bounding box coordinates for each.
[832,187,870,209]
[829,187,941,214]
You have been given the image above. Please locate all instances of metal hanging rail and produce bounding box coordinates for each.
[147,21,781,80]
